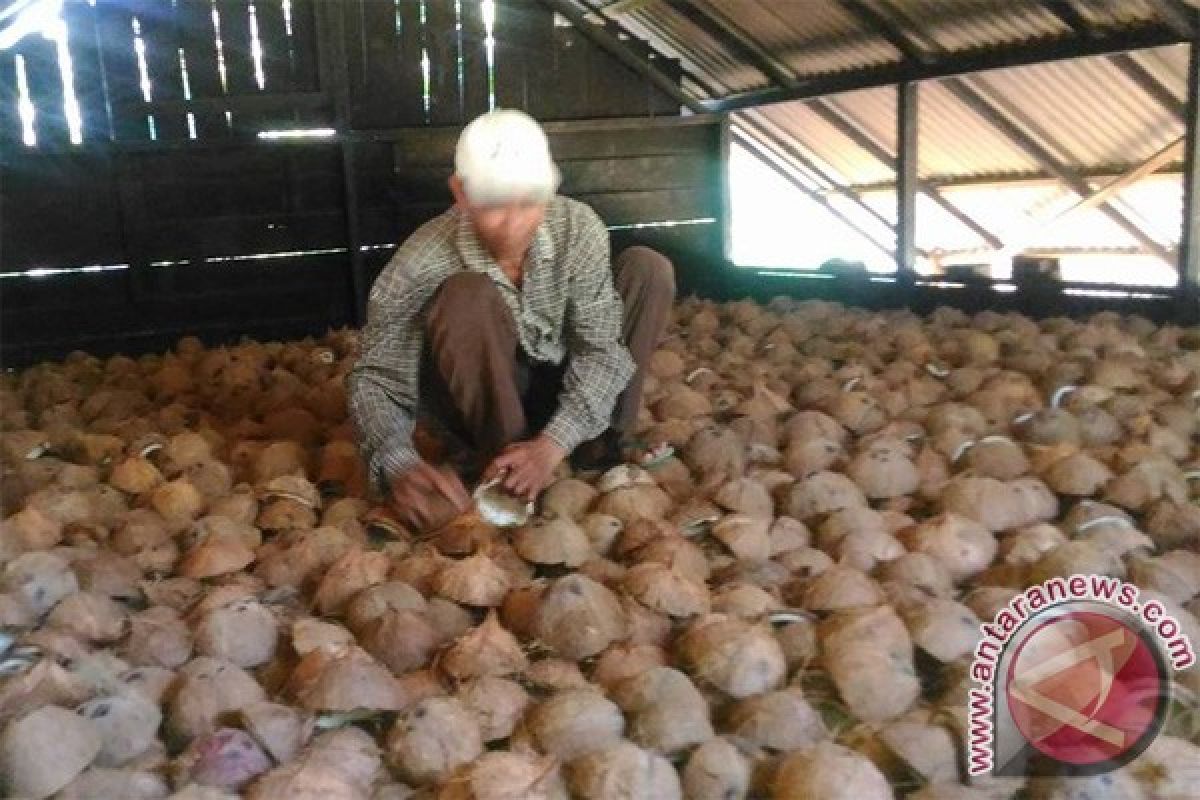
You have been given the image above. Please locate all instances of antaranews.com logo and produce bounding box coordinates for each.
[968,574,1195,777]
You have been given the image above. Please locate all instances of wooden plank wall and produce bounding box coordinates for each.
[1,0,693,365]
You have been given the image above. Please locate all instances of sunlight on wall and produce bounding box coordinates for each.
[728,143,895,272]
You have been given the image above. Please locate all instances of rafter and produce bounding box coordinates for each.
[837,0,931,64]
[664,0,797,88]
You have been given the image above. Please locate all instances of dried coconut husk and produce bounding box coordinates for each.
[437,751,568,800]
[360,609,439,674]
[725,687,827,751]
[1041,451,1113,496]
[1029,540,1125,584]
[683,425,745,483]
[523,689,624,760]
[457,676,529,742]
[711,582,780,618]
[193,598,278,668]
[835,528,906,573]
[245,727,382,800]
[898,513,997,583]
[655,383,714,420]
[677,614,785,698]
[188,514,261,552]
[783,437,843,478]
[901,597,982,662]
[178,535,254,580]
[74,551,141,602]
[714,477,774,518]
[312,547,389,616]
[0,507,63,560]
[1127,551,1200,603]
[47,590,128,643]
[176,727,273,791]
[614,516,677,559]
[290,617,354,655]
[256,497,318,533]
[138,576,202,613]
[431,551,511,608]
[532,574,625,660]
[590,643,667,690]
[124,606,192,668]
[819,606,920,723]
[75,692,161,767]
[56,767,168,800]
[877,552,955,599]
[238,701,312,765]
[110,455,165,495]
[385,696,482,786]
[773,740,891,800]
[767,516,810,556]
[433,512,495,557]
[622,562,710,618]
[513,516,591,567]
[785,471,866,520]
[425,596,474,644]
[580,514,623,556]
[1106,460,1189,512]
[795,565,883,612]
[592,484,673,527]
[872,711,960,786]
[540,479,598,521]
[610,667,714,755]
[2,550,78,615]
[437,612,528,683]
[150,479,206,523]
[683,737,751,800]
[963,436,1029,480]
[712,514,772,565]
[208,489,259,526]
[257,526,353,589]
[1144,499,1200,549]
[568,741,681,800]
[286,644,406,712]
[1000,523,1067,566]
[523,658,590,692]
[161,432,214,475]
[166,658,267,745]
[344,581,427,634]
[0,705,102,798]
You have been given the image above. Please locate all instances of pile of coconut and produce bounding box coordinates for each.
[2,297,1200,799]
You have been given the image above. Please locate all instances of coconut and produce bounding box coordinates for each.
[150,479,206,522]
[611,667,714,754]
[178,536,255,580]
[457,677,529,742]
[239,701,312,765]
[247,726,382,799]
[167,658,268,744]
[677,614,785,698]
[438,612,528,682]
[683,425,745,481]
[712,514,772,565]
[580,514,623,556]
[426,597,475,643]
[846,447,919,499]
[343,581,427,633]
[524,658,590,692]
[568,741,682,800]
[76,693,162,767]
[1041,451,1114,496]
[902,598,982,662]
[513,516,591,567]
[360,609,439,674]
[385,697,482,786]
[178,727,273,791]
[193,598,278,668]
[797,565,883,612]
[437,751,567,800]
[898,513,997,583]
[784,437,843,478]
[876,712,961,786]
[785,471,866,520]
[1144,499,1200,550]
[683,737,751,800]
[775,548,833,581]
[711,582,780,618]
[622,562,710,618]
[46,590,129,643]
[819,606,920,723]
[655,383,714,419]
[123,606,193,668]
[0,507,62,559]
[291,617,356,655]
[532,574,625,660]
[592,484,673,526]
[714,477,774,518]
[591,643,667,690]
[1030,540,1125,583]
[964,436,1029,480]
[55,767,169,800]
[767,516,810,555]
[877,552,955,598]
[1128,551,1200,603]
[524,689,624,760]
[540,479,598,520]
[726,688,827,751]
[2,550,78,616]
[0,706,102,798]
[286,644,406,712]
[432,552,511,608]
[772,741,891,800]
[1000,523,1069,567]
[312,548,389,616]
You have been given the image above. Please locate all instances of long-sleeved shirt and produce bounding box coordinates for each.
[347,195,636,495]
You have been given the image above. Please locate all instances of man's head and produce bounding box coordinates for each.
[450,109,560,264]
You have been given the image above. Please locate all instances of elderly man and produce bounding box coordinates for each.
[348,109,675,533]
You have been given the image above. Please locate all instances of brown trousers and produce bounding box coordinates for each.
[420,246,676,465]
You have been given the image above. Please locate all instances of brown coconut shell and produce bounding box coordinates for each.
[385,696,482,786]
[531,574,626,660]
[286,644,407,712]
[610,666,714,755]
[0,705,102,798]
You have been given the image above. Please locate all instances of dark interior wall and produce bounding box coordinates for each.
[0,0,695,366]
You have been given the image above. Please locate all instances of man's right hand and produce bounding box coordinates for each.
[388,461,472,534]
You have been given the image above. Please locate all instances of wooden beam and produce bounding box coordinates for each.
[1181,42,1200,288]
[896,81,919,277]
[1146,0,1198,39]
[702,24,1188,112]
[1108,52,1186,118]
[837,0,931,63]
[664,0,797,88]
[1042,0,1096,37]
[942,76,1175,265]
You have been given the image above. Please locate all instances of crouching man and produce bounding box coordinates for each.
[348,109,675,534]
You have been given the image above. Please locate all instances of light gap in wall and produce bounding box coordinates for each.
[178,48,196,139]
[131,16,156,140]
[248,2,265,89]
[454,0,464,117]
[14,53,36,146]
[50,15,82,143]
[419,0,431,121]
[481,0,495,109]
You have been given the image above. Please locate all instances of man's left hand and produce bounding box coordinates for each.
[483,434,567,501]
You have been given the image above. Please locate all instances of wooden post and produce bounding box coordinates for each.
[896,81,918,281]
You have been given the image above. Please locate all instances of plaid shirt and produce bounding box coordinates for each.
[347,195,635,495]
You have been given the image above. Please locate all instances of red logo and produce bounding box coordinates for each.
[1005,611,1165,768]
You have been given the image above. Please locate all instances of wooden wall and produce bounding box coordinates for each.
[0,0,699,365]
